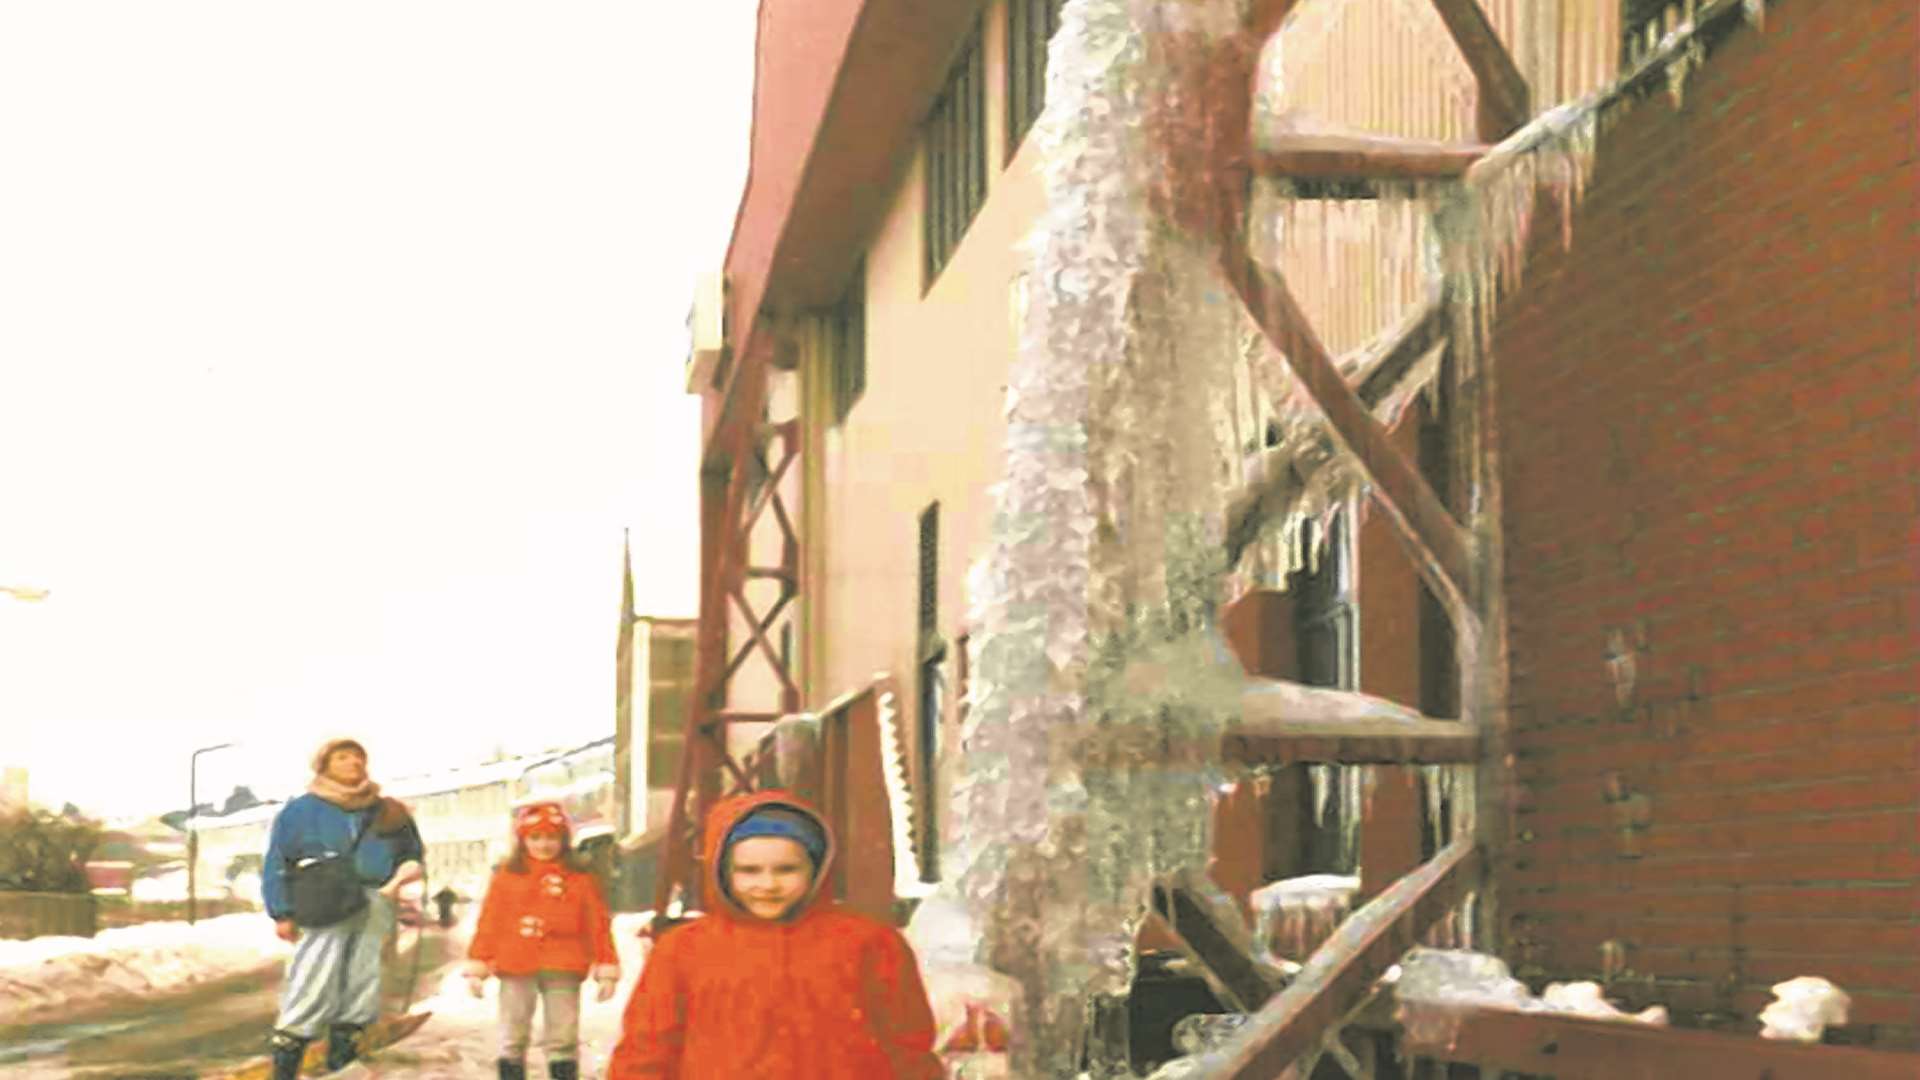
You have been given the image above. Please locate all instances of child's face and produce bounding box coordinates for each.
[727,836,814,921]
[525,830,564,862]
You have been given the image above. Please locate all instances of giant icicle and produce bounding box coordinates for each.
[949,0,1251,1074]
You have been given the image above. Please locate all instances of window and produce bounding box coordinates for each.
[1289,510,1360,875]
[924,22,987,285]
[1006,0,1064,158]
[830,261,866,425]
[915,501,943,880]
[1292,512,1357,691]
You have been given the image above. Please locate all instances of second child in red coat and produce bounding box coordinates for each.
[465,802,620,1080]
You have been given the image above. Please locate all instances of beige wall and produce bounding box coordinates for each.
[800,0,1044,856]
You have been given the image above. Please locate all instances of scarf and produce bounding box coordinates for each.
[308,773,382,812]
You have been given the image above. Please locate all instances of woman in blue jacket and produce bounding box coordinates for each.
[262,737,425,1079]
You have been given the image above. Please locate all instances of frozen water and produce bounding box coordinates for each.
[1394,948,1669,1054]
[949,0,1252,1072]
[1248,872,1356,967]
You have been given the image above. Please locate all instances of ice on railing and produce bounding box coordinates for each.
[1758,975,1850,1043]
[1394,948,1669,1053]
[1249,872,1357,967]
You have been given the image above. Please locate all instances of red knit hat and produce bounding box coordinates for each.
[514,801,571,839]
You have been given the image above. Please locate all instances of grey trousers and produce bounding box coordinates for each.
[275,889,393,1038]
[498,972,583,1062]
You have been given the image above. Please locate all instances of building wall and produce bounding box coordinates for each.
[1487,0,1918,1044]
[805,0,1047,855]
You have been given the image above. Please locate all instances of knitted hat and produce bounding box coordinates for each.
[514,801,572,839]
[311,738,369,775]
[724,806,827,869]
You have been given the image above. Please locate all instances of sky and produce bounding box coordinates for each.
[0,2,757,819]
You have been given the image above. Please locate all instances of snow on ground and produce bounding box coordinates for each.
[343,911,652,1079]
[355,905,1014,1078]
[0,912,290,1027]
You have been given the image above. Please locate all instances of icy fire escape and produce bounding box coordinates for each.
[651,0,1918,1076]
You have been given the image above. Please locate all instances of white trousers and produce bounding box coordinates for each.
[498,971,584,1062]
[275,888,394,1038]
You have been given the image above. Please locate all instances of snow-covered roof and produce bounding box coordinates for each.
[187,800,283,833]
[385,754,533,798]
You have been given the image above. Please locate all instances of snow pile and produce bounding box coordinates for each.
[1392,948,1667,1053]
[129,868,191,903]
[1758,976,1850,1043]
[0,912,289,1025]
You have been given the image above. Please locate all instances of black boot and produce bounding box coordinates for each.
[548,1061,579,1080]
[269,1030,310,1080]
[324,1022,365,1072]
[497,1060,528,1080]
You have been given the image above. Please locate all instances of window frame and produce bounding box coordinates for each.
[923,20,987,287]
[829,260,866,426]
[914,501,943,881]
[1005,0,1064,161]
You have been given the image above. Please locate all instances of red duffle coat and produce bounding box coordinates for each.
[469,856,619,978]
[609,791,942,1080]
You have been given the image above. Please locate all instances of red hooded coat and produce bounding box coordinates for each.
[469,856,620,978]
[609,791,942,1080]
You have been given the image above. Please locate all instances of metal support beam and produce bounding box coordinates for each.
[1149,879,1283,1014]
[1219,242,1477,614]
[1255,133,1488,181]
[1210,839,1482,1078]
[1427,0,1531,140]
[1226,290,1449,567]
[1225,719,1480,766]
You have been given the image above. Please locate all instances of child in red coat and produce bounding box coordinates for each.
[465,801,620,1080]
[609,790,942,1080]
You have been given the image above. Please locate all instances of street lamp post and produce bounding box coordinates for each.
[187,742,237,925]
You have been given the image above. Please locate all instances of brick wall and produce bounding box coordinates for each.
[1487,0,1918,1047]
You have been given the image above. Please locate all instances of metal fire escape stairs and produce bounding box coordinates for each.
[1150,2,1920,1077]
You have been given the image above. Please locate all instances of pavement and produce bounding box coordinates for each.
[338,916,648,1079]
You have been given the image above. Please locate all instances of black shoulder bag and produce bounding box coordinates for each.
[288,809,374,928]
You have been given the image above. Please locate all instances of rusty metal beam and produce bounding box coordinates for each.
[1226,719,1479,766]
[1225,290,1448,567]
[1150,879,1282,1014]
[1212,839,1481,1078]
[1403,1005,1920,1080]
[1219,244,1477,610]
[1255,133,1488,181]
[729,588,801,699]
[1427,0,1531,140]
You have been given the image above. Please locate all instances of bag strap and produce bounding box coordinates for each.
[343,804,378,855]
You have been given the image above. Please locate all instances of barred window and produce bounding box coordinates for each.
[1006,0,1064,158]
[915,501,943,881]
[924,22,987,285]
[830,261,866,425]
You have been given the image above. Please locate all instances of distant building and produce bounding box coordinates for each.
[618,616,695,840]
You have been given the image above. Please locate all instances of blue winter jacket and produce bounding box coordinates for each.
[262,794,425,921]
